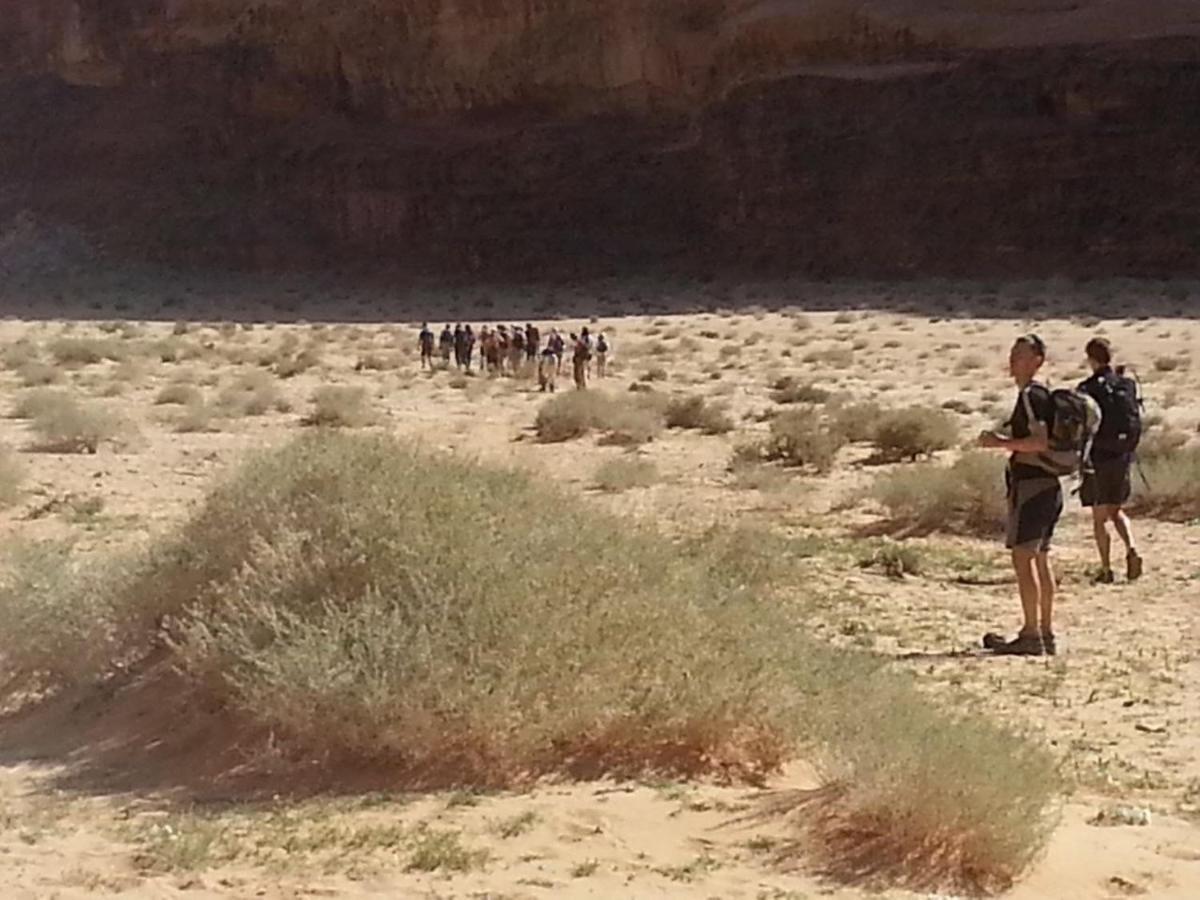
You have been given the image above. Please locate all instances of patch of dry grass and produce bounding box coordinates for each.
[871,452,1006,535]
[302,386,379,428]
[870,406,959,462]
[592,457,659,492]
[1131,441,1200,521]
[0,444,25,507]
[535,391,663,445]
[663,395,734,434]
[0,433,1058,892]
[155,384,203,406]
[28,394,123,454]
[218,371,291,417]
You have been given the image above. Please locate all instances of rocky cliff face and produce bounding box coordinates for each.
[2,1,1199,277]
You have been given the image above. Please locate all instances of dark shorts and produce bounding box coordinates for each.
[1006,474,1063,553]
[1080,458,1132,508]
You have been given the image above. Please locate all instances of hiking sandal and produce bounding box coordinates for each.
[1091,568,1115,585]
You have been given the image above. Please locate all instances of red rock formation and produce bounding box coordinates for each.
[2,1,1199,276]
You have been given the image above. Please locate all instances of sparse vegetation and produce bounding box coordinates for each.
[756,410,846,473]
[592,457,659,492]
[48,337,123,366]
[871,452,1006,534]
[770,377,829,406]
[155,384,203,406]
[535,391,663,445]
[15,360,62,387]
[303,386,378,428]
[218,371,290,416]
[1131,442,1200,521]
[663,394,733,434]
[21,393,123,453]
[871,406,958,462]
[0,444,25,507]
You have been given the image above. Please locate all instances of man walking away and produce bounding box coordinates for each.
[526,323,540,361]
[453,324,466,369]
[439,325,454,367]
[538,345,557,392]
[511,325,526,374]
[977,334,1062,656]
[550,329,565,374]
[572,332,591,390]
[1078,338,1143,583]
[463,325,476,372]
[418,323,435,370]
[581,327,593,377]
[596,332,609,378]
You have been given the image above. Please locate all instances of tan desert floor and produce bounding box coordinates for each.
[0,287,1198,899]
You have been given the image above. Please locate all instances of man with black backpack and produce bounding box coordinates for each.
[977,334,1086,656]
[1078,338,1144,583]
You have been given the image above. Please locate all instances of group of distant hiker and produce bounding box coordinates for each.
[978,335,1144,656]
[418,322,610,392]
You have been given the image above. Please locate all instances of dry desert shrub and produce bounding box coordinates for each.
[275,348,322,379]
[155,384,203,406]
[0,444,25,507]
[48,337,123,366]
[0,434,1058,891]
[174,401,222,434]
[770,377,830,406]
[1,340,40,370]
[663,395,733,435]
[28,394,123,453]
[592,457,659,492]
[871,451,1006,534]
[743,410,846,473]
[10,387,73,420]
[303,386,379,428]
[535,391,663,445]
[218,371,290,417]
[870,406,959,462]
[1130,439,1200,521]
[15,360,62,387]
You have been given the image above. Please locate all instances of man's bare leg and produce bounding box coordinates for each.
[1112,508,1136,554]
[1034,551,1056,635]
[1012,548,1041,635]
[1092,505,1114,571]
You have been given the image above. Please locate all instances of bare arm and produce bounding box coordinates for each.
[980,433,1049,453]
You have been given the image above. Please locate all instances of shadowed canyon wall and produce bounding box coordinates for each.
[2,1,1199,277]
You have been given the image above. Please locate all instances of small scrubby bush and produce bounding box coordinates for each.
[303,386,378,428]
[48,337,122,366]
[760,411,846,473]
[276,348,322,379]
[1131,442,1200,521]
[770,378,829,406]
[218,371,290,417]
[0,444,25,507]
[29,395,120,453]
[535,391,663,445]
[10,388,74,420]
[871,452,1005,534]
[663,395,733,435]
[155,384,203,406]
[592,457,659,492]
[871,406,959,462]
[16,361,62,387]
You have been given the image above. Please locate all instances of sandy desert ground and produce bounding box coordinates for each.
[0,278,1197,899]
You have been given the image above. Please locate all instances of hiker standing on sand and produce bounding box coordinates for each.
[538,345,557,393]
[526,323,540,361]
[580,327,593,377]
[511,325,527,374]
[463,325,476,371]
[418,323,435,369]
[453,324,466,369]
[977,334,1062,656]
[549,329,565,374]
[439,325,454,367]
[1078,338,1144,584]
[596,332,609,378]
[571,332,591,390]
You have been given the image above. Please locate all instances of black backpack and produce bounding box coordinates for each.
[1081,369,1142,455]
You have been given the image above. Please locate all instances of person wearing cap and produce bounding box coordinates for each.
[977,334,1062,656]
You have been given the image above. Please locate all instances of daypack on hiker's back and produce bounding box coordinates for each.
[1019,387,1102,476]
[1082,370,1143,455]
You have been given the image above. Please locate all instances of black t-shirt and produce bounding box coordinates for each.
[1009,382,1055,480]
[1078,367,1131,464]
